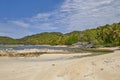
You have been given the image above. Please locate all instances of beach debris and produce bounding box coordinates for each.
[72,42,95,48]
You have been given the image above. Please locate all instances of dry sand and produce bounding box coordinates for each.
[0,50,120,80]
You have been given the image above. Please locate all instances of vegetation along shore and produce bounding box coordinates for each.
[0,22,120,47]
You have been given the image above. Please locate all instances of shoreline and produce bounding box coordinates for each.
[0,47,118,57]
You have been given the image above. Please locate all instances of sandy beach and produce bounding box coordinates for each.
[0,49,120,80]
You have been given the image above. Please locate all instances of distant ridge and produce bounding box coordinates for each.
[0,22,120,46]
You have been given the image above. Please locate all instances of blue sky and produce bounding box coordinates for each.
[0,0,120,38]
[0,0,63,19]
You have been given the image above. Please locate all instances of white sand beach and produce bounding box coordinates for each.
[0,49,120,80]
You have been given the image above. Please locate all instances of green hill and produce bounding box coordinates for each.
[0,22,120,46]
[19,32,63,45]
[0,36,18,44]
[96,23,120,46]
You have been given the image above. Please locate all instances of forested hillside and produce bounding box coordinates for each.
[0,37,18,44]
[0,22,120,46]
[96,23,120,46]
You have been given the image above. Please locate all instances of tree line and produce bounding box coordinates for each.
[0,22,120,47]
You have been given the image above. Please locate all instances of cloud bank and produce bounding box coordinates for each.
[0,0,120,38]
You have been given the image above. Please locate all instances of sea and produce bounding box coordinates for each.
[0,44,72,50]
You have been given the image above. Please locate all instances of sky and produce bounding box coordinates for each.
[0,0,120,38]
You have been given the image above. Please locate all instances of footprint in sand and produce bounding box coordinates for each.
[54,76,64,80]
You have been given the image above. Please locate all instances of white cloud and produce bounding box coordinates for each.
[11,21,30,28]
[0,22,33,38]
[58,0,120,30]
[1,0,120,38]
[30,23,58,30]
[27,0,120,31]
[30,13,52,22]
